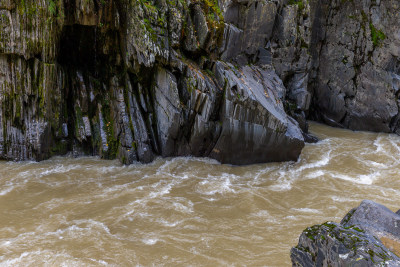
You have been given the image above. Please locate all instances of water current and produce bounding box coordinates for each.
[1,122,400,266]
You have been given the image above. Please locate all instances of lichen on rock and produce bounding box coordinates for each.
[291,200,400,266]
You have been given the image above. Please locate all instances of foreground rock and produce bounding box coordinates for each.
[291,200,400,266]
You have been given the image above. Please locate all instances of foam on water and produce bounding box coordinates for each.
[329,171,378,185]
[38,164,81,177]
[295,151,331,173]
[363,160,387,168]
[195,175,236,195]
[268,177,293,191]
[388,135,400,153]
[2,122,400,266]
[0,186,14,196]
[142,238,159,245]
[291,208,322,214]
[149,183,173,198]
[0,250,101,267]
[49,219,112,237]
[266,145,333,191]
[156,218,184,227]
[306,170,326,179]
[331,196,357,203]
[170,199,194,214]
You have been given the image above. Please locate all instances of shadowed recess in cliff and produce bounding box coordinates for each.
[58,24,122,77]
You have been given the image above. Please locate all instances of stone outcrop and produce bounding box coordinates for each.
[309,0,400,133]
[211,62,304,164]
[1,0,398,164]
[0,0,309,165]
[291,200,400,266]
[220,0,314,134]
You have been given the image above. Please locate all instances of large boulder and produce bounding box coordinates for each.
[291,200,400,266]
[210,62,304,164]
[150,61,305,165]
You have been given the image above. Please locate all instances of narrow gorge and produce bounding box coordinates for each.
[1,0,400,266]
[1,0,398,165]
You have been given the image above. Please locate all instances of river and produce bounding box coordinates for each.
[1,122,400,266]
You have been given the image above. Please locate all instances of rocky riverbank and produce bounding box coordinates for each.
[291,200,400,266]
[0,0,398,164]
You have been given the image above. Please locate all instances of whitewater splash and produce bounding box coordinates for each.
[1,122,400,266]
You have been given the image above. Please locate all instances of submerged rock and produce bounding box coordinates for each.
[291,200,400,266]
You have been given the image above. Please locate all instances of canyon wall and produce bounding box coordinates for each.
[309,0,400,133]
[0,0,398,164]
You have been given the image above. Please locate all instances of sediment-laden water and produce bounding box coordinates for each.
[1,122,400,266]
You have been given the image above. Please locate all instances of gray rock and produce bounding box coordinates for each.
[220,23,243,61]
[127,83,154,163]
[153,67,181,157]
[62,123,69,138]
[1,0,373,165]
[221,0,278,62]
[113,85,137,164]
[98,111,109,153]
[292,200,400,266]
[192,4,209,49]
[82,116,92,137]
[210,62,304,164]
[310,0,400,133]
[342,200,400,239]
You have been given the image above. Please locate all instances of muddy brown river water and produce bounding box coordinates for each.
[1,122,400,266]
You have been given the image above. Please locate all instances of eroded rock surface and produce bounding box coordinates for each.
[0,0,309,164]
[1,0,398,164]
[310,0,400,133]
[291,200,400,266]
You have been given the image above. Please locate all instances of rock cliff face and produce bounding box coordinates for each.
[291,200,400,266]
[0,0,306,164]
[0,0,398,164]
[309,0,400,133]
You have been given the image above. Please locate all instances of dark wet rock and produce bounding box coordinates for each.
[291,200,400,266]
[126,84,154,164]
[191,4,209,49]
[309,0,400,133]
[0,0,311,165]
[210,62,304,164]
[3,0,399,165]
[303,132,319,144]
[220,0,277,62]
[153,67,181,157]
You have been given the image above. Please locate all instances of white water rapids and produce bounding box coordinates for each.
[1,122,400,266]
